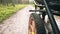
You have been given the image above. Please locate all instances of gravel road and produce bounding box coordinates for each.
[0,5,34,34]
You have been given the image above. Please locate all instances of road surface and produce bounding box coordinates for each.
[0,5,34,34]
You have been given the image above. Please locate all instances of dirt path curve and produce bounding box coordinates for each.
[0,5,34,34]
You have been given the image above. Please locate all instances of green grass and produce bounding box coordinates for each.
[0,4,26,23]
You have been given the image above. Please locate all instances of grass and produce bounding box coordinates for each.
[0,4,26,23]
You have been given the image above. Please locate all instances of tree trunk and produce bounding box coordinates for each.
[12,0,15,7]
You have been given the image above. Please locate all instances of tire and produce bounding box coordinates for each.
[28,13,46,34]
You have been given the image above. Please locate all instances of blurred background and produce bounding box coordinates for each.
[0,0,34,34]
[0,0,34,6]
[0,0,34,22]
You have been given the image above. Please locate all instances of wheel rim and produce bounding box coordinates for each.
[28,16,36,34]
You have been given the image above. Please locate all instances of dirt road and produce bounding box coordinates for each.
[0,5,34,34]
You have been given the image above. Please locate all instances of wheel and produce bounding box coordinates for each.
[28,13,46,34]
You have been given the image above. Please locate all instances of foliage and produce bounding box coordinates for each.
[0,0,29,5]
[0,4,26,23]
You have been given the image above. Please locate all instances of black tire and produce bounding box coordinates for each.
[29,13,46,34]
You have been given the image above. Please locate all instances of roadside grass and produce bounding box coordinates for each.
[0,4,26,23]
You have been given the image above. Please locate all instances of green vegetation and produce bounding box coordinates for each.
[0,4,26,23]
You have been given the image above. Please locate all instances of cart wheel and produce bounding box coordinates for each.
[28,13,46,34]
